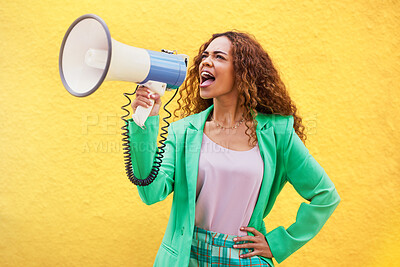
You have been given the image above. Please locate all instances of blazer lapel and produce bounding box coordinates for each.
[249,124,276,229]
[185,105,214,225]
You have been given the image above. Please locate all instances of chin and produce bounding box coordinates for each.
[199,94,213,100]
[199,89,213,99]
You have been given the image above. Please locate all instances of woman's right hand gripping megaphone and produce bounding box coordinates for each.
[131,85,162,118]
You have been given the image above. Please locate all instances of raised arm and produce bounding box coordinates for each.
[127,86,176,205]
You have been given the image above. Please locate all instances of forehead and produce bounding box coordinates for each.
[204,36,232,54]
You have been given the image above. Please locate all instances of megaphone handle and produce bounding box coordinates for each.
[132,99,154,129]
[142,80,167,96]
[131,81,166,128]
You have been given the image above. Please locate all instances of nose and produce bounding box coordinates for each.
[200,55,213,68]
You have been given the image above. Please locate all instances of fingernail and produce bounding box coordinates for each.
[233,238,237,242]
[233,245,237,248]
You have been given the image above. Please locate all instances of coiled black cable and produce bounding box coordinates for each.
[121,85,179,186]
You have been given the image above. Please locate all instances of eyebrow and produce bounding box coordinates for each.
[202,50,228,56]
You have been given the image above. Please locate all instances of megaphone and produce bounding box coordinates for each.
[59,14,188,127]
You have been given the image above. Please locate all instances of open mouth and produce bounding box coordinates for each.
[200,71,215,87]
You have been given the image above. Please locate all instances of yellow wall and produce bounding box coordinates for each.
[1,0,399,266]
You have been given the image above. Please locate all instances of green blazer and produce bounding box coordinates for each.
[128,105,340,266]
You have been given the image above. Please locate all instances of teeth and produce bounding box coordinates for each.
[201,71,214,78]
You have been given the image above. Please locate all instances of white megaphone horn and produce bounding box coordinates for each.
[59,14,188,127]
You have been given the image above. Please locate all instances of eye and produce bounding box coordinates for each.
[216,54,225,60]
[201,54,207,59]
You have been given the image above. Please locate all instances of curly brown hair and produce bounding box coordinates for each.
[174,31,307,145]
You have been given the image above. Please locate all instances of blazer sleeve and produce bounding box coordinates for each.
[127,115,176,205]
[265,116,341,263]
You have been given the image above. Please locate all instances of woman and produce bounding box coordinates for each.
[128,31,340,267]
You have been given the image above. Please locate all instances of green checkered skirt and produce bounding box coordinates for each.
[189,226,271,267]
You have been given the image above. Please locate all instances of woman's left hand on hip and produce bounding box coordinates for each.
[233,226,273,259]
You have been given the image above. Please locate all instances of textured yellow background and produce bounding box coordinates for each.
[1,0,399,266]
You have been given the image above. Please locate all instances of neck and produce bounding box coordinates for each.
[212,97,244,126]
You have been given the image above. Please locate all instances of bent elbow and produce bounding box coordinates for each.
[334,189,341,206]
[143,198,158,206]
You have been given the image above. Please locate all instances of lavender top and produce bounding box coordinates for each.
[195,133,264,236]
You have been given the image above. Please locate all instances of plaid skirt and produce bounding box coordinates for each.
[189,226,271,267]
